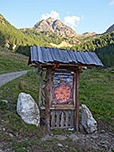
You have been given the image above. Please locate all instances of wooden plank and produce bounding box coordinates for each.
[38,70,42,107]
[65,111,69,127]
[50,110,75,129]
[68,111,71,126]
[52,105,74,110]
[41,89,45,105]
[70,111,74,127]
[51,126,74,129]
[56,111,61,127]
[75,70,80,131]
[51,111,56,128]
[49,69,54,108]
[40,107,81,110]
[60,112,65,127]
[73,72,76,107]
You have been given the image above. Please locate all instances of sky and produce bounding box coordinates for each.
[0,0,114,34]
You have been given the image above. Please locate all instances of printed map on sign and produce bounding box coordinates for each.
[52,72,74,105]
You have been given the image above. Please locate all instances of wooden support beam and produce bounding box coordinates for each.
[38,70,42,108]
[44,67,54,133]
[75,70,80,132]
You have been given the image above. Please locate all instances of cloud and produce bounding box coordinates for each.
[109,0,114,6]
[64,16,80,29]
[41,11,60,20]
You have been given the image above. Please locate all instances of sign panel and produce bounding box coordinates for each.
[52,72,74,105]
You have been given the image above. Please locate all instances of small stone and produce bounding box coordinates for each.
[51,133,54,137]
[100,130,105,133]
[1,100,8,104]
[68,128,74,131]
[101,144,108,149]
[57,143,63,147]
[91,135,98,139]
[2,128,6,131]
[100,141,109,145]
[9,133,13,137]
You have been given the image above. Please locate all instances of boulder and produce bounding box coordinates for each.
[17,92,40,126]
[81,104,97,133]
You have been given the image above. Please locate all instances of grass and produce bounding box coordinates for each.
[0,67,114,151]
[0,46,31,74]
[79,68,114,129]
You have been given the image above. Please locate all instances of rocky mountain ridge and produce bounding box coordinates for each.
[0,14,114,51]
[33,17,78,37]
[106,24,114,33]
[82,32,98,36]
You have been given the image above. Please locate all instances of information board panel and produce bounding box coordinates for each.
[52,72,74,105]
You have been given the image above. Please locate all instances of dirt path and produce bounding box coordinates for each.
[0,70,29,87]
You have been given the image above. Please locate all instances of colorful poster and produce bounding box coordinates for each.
[52,72,74,105]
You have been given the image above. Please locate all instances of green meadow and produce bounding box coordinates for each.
[0,46,31,74]
[0,66,114,151]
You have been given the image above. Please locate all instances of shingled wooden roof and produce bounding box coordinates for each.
[29,46,103,67]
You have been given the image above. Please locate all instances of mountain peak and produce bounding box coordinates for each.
[33,18,77,37]
[46,17,55,22]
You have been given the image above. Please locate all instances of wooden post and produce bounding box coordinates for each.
[75,70,80,131]
[39,71,42,108]
[73,72,76,108]
[44,67,53,132]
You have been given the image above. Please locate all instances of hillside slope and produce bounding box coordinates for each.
[0,14,65,49]
[0,14,40,48]
[106,24,114,33]
[0,46,31,74]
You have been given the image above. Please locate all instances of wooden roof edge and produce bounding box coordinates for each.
[28,62,102,68]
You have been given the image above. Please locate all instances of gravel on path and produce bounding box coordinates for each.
[0,70,29,87]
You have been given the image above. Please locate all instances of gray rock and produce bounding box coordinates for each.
[2,128,6,131]
[17,93,40,126]
[69,134,79,141]
[1,100,8,104]
[9,133,13,137]
[100,130,105,133]
[81,104,97,134]
[41,135,53,141]
[55,135,67,140]
[91,135,98,139]
[68,128,74,131]
[79,124,86,133]
[100,141,109,145]
[57,143,63,147]
[42,135,67,141]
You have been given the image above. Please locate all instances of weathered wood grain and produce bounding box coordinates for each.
[50,110,74,129]
[51,111,56,128]
[45,67,53,132]
[75,70,80,131]
[38,70,42,107]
